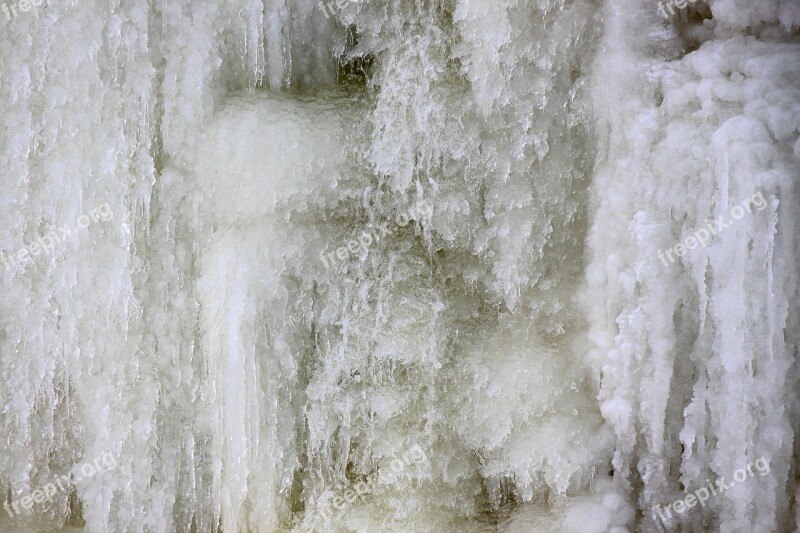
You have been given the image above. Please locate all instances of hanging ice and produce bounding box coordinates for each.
[0,0,798,531]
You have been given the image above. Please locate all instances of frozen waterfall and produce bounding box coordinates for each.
[0,0,798,531]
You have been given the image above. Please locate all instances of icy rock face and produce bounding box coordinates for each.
[588,1,800,532]
[0,0,798,533]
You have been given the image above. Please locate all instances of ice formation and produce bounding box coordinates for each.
[0,0,797,531]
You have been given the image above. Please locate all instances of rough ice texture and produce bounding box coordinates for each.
[0,0,797,532]
[587,0,800,531]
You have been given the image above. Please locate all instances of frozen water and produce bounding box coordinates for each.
[0,0,798,531]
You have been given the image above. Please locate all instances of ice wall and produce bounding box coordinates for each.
[0,1,343,530]
[587,0,800,531]
[0,0,797,532]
